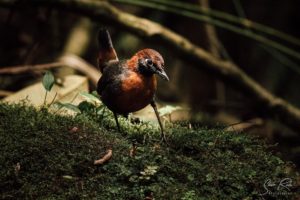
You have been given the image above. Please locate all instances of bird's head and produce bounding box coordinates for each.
[134,49,169,81]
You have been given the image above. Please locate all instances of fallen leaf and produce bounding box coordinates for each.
[94,149,112,165]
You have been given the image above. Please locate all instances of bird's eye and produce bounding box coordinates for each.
[146,59,153,66]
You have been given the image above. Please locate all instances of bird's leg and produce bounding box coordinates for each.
[150,100,167,142]
[113,112,121,132]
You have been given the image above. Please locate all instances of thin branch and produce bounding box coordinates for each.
[232,0,246,18]
[0,0,300,134]
[59,54,100,86]
[0,90,13,97]
[0,55,100,86]
[0,62,62,74]
[94,149,113,165]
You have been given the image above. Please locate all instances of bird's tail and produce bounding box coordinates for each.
[98,28,118,72]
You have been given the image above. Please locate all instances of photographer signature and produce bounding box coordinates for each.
[260,178,293,196]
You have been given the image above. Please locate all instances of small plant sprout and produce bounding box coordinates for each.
[42,71,55,106]
[139,165,159,180]
[79,91,101,105]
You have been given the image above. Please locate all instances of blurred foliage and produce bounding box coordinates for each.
[0,102,299,199]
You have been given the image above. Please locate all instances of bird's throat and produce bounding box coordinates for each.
[138,64,155,77]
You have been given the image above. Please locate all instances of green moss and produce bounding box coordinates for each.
[0,102,299,199]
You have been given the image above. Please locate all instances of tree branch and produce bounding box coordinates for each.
[0,0,300,133]
[0,55,100,86]
[0,90,13,97]
[0,62,62,74]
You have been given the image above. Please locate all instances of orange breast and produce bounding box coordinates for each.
[115,71,157,114]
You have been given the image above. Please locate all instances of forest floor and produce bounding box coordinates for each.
[0,102,299,199]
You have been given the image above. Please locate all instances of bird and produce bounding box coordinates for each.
[96,29,169,141]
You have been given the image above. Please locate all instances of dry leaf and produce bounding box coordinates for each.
[94,149,112,165]
[129,144,138,158]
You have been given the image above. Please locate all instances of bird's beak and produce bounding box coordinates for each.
[156,69,169,81]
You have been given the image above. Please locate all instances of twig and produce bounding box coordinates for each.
[0,90,13,97]
[59,54,100,86]
[0,62,62,74]
[225,118,264,132]
[94,149,112,165]
[224,118,264,132]
[129,142,137,157]
[0,54,100,86]
[43,91,48,107]
[49,92,58,106]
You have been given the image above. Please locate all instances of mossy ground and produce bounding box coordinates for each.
[0,102,299,199]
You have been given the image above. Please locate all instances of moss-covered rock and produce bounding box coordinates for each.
[0,103,299,199]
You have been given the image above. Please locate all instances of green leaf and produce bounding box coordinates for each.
[187,174,195,181]
[91,90,100,97]
[158,105,182,116]
[54,102,81,113]
[42,71,55,91]
[78,101,96,112]
[79,92,101,103]
[62,175,75,180]
[206,173,213,182]
[140,165,159,176]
